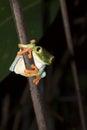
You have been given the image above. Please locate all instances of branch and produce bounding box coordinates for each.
[0,95,10,130]
[59,0,86,130]
[9,0,48,130]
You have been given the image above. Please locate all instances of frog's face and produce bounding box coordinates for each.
[33,46,54,65]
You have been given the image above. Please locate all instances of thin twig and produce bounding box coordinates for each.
[53,32,86,89]
[59,0,86,130]
[9,0,48,130]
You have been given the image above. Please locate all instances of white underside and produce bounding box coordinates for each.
[9,52,46,77]
[9,55,25,76]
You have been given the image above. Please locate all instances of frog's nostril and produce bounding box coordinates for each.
[50,56,54,63]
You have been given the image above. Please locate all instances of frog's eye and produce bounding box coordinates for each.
[36,46,42,53]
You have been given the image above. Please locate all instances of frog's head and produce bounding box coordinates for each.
[33,46,54,65]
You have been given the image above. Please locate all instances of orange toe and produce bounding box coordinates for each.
[33,76,41,85]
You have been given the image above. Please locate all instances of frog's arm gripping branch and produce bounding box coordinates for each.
[17,48,32,59]
[17,39,35,59]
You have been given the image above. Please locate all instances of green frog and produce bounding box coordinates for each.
[9,40,54,85]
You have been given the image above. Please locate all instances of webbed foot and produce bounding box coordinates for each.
[33,76,41,85]
[24,64,39,76]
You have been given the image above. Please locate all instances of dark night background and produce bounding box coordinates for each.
[0,0,87,130]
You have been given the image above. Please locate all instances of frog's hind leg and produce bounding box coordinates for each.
[23,64,41,85]
[33,76,41,85]
[24,64,39,76]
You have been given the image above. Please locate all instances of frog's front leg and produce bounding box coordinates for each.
[17,48,32,59]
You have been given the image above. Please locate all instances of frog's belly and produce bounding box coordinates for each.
[9,52,46,76]
[9,55,25,76]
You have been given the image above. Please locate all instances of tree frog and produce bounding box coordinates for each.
[9,40,54,85]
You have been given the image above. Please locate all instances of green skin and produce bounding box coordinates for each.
[18,42,54,77]
[18,43,54,64]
